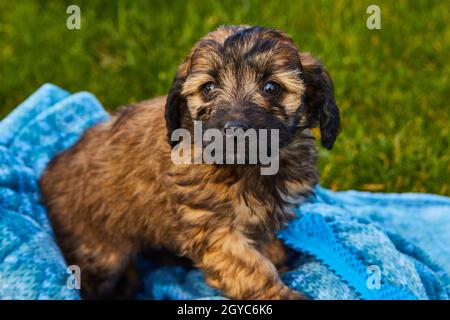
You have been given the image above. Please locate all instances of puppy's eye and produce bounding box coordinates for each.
[202,82,216,97]
[262,81,282,97]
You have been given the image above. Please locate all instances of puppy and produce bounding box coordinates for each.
[40,25,340,299]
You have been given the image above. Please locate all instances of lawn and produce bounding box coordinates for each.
[0,0,448,195]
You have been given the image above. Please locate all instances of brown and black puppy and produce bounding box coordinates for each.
[40,25,340,300]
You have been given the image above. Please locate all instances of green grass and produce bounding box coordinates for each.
[0,0,448,195]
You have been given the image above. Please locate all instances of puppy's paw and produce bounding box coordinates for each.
[283,288,309,300]
[258,285,308,300]
[278,286,309,300]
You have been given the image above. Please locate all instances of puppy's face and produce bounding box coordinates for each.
[166,26,340,151]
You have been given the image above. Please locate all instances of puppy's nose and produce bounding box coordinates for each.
[223,120,250,134]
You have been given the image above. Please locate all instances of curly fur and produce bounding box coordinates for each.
[40,25,340,299]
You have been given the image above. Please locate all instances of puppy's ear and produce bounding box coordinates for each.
[165,74,187,147]
[300,53,341,149]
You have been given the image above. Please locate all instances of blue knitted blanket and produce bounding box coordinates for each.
[1,84,449,300]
